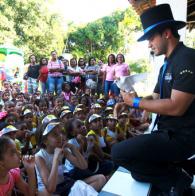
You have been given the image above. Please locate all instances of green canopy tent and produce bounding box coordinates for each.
[0,45,24,82]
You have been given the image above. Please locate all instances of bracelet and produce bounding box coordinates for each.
[132,97,141,108]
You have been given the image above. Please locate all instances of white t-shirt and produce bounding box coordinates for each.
[35,149,64,192]
[64,138,80,173]
[66,66,83,82]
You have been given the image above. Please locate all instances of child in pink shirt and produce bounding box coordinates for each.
[61,82,74,102]
[0,168,20,196]
[0,136,36,196]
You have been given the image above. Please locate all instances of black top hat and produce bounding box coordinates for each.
[138,4,186,42]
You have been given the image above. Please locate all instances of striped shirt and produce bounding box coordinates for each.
[47,60,64,77]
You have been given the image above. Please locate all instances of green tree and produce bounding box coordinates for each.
[0,0,65,62]
[0,1,17,43]
[118,7,142,53]
[129,59,151,74]
[66,8,141,61]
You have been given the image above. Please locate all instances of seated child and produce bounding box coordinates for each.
[60,110,73,125]
[52,97,64,117]
[35,119,106,196]
[86,114,114,175]
[15,121,33,155]
[64,118,107,183]
[129,108,151,133]
[4,113,18,126]
[22,109,37,150]
[102,115,124,149]
[1,91,11,103]
[116,112,129,139]
[0,125,21,152]
[0,136,36,196]
[73,107,86,122]
[61,82,73,102]
[4,101,16,114]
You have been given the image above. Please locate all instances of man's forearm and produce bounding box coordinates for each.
[144,93,159,100]
[139,98,181,116]
[143,95,154,100]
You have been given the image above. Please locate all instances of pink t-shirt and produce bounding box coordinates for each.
[62,91,72,101]
[114,63,130,78]
[47,60,64,77]
[102,64,115,81]
[0,168,20,196]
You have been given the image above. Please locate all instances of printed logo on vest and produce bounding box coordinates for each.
[165,73,172,82]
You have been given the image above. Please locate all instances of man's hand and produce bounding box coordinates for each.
[120,91,137,107]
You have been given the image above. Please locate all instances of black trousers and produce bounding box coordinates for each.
[111,130,195,191]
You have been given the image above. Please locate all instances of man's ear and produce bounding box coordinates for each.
[163,28,172,39]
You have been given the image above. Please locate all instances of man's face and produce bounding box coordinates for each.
[148,32,167,56]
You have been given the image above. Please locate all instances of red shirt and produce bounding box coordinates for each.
[39,66,48,82]
[0,168,20,196]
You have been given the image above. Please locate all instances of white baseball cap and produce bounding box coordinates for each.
[0,125,18,136]
[88,114,101,123]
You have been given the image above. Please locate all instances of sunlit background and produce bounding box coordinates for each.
[52,0,129,24]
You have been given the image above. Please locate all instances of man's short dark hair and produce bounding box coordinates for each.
[157,26,180,39]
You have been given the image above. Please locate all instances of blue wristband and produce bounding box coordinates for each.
[132,97,141,108]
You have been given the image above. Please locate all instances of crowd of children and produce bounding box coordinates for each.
[0,79,151,196]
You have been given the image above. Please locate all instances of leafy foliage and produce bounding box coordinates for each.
[66,8,141,61]
[0,0,65,62]
[129,59,151,74]
[185,29,195,49]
